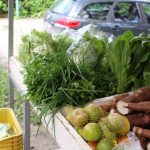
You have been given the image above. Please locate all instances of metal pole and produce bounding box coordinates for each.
[8,0,14,109]
[8,1,31,149]
[8,0,14,57]
[24,100,31,150]
[9,78,14,109]
[15,0,20,18]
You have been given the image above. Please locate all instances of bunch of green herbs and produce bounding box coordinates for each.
[22,30,117,118]
[18,29,72,65]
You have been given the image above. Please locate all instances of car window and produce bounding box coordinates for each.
[79,2,113,20]
[141,3,150,23]
[51,0,75,15]
[114,2,140,23]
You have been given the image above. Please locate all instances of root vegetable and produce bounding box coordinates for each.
[133,126,150,149]
[113,93,130,102]
[136,134,148,150]
[110,108,119,113]
[119,87,150,103]
[133,127,150,139]
[117,101,150,115]
[99,102,116,112]
[126,113,150,129]
[117,101,131,115]
[147,142,150,150]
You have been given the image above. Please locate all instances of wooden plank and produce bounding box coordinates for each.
[9,57,27,95]
[41,112,92,150]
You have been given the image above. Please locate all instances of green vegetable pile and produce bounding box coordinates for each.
[19,29,117,116]
[108,31,150,93]
[18,29,150,118]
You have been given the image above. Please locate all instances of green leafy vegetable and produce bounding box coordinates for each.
[108,31,150,93]
[107,31,134,93]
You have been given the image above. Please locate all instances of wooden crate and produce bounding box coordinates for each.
[0,108,23,150]
[42,96,114,150]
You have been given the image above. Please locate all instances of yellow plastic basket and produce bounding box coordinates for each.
[0,108,23,150]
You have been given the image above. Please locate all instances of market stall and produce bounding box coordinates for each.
[8,0,150,150]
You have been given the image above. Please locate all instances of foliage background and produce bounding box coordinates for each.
[0,0,54,18]
[0,65,40,124]
[0,0,8,15]
[0,66,8,107]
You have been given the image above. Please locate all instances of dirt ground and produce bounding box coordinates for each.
[30,124,59,150]
[0,18,60,150]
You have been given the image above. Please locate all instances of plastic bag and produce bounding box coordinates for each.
[0,123,11,140]
[66,24,110,67]
[113,132,143,150]
[0,123,10,133]
[67,24,108,54]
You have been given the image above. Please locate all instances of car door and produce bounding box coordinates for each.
[110,1,144,35]
[76,1,114,34]
[139,1,150,34]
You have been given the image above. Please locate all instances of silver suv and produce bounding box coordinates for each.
[44,0,150,35]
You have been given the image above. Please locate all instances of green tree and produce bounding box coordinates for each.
[0,0,54,18]
[0,0,8,15]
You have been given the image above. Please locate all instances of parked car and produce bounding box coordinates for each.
[44,0,150,35]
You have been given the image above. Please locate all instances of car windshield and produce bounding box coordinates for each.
[51,0,75,15]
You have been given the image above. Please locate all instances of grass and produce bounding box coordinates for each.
[0,66,8,107]
[0,65,40,124]
[0,65,24,121]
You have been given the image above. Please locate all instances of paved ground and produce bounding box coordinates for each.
[0,19,8,67]
[30,124,59,150]
[0,18,45,67]
[0,18,59,150]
